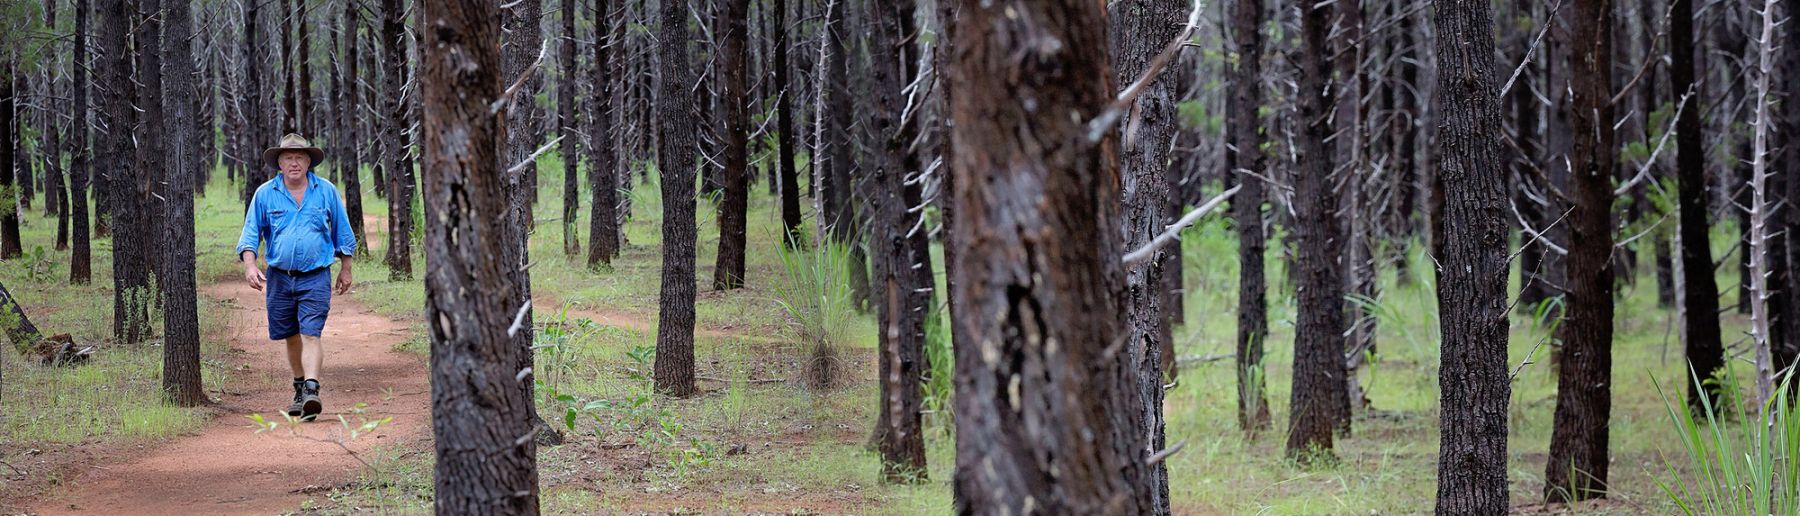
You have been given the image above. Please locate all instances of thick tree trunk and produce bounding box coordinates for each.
[100,0,150,345]
[1285,0,1350,461]
[69,0,92,285]
[712,0,750,290]
[1432,0,1511,511]
[947,0,1152,512]
[419,3,541,511]
[816,0,868,306]
[499,0,558,445]
[1110,0,1182,510]
[42,0,66,251]
[342,3,367,256]
[773,0,801,246]
[381,0,412,281]
[865,0,928,483]
[560,0,580,258]
[653,0,698,398]
[587,0,620,269]
[161,0,207,407]
[1671,0,1724,414]
[1228,0,1272,436]
[1,60,20,260]
[1545,0,1617,503]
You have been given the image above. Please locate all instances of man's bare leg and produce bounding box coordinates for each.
[285,335,305,378]
[300,335,323,380]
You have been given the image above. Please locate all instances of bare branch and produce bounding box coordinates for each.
[1085,0,1205,143]
[1122,185,1241,267]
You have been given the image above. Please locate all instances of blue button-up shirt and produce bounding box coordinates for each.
[236,172,357,272]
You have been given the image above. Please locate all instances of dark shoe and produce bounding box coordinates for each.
[286,379,306,417]
[300,379,322,422]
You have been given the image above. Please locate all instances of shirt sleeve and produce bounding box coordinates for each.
[330,189,357,258]
[235,190,263,261]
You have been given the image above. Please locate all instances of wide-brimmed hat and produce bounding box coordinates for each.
[263,133,326,170]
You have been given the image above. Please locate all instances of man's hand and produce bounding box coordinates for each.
[245,266,266,292]
[335,264,353,295]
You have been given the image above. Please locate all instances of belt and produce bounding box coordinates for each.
[270,266,327,276]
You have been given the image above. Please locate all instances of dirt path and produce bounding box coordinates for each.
[30,282,429,516]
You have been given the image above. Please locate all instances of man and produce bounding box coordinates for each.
[235,133,357,422]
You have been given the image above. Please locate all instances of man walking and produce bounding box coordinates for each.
[236,133,357,421]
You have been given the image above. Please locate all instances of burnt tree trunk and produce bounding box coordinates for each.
[1,58,20,260]
[499,0,558,445]
[342,2,367,256]
[0,279,44,354]
[1228,0,1272,435]
[420,2,541,511]
[241,0,267,208]
[587,0,620,269]
[43,0,66,251]
[280,0,296,133]
[947,0,1153,512]
[1285,0,1350,461]
[161,0,207,407]
[712,0,750,290]
[1110,0,1183,510]
[816,0,869,306]
[867,0,928,483]
[69,0,92,284]
[1432,0,1511,510]
[560,0,580,257]
[653,0,698,398]
[381,0,413,281]
[100,0,150,345]
[1671,0,1724,414]
[773,0,801,246]
[1545,0,1617,503]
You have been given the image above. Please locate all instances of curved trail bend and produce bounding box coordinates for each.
[31,282,429,515]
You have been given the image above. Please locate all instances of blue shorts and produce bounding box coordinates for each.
[267,267,332,341]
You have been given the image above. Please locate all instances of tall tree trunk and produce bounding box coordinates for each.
[1285,0,1350,461]
[296,0,311,134]
[342,2,367,256]
[653,0,698,398]
[773,0,801,246]
[70,0,92,285]
[100,0,150,345]
[280,0,296,134]
[161,0,206,407]
[381,0,413,281]
[1110,0,1182,510]
[241,0,266,209]
[1432,0,1511,510]
[1671,0,1724,414]
[866,0,928,483]
[560,0,580,258]
[712,0,750,290]
[420,2,541,511]
[816,0,868,306]
[500,0,559,445]
[1228,0,1271,435]
[587,0,620,269]
[1545,0,1617,502]
[1,58,20,260]
[1780,0,1800,383]
[43,0,66,251]
[947,0,1152,512]
[1743,0,1779,411]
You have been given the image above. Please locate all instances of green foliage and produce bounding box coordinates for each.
[1177,99,1224,137]
[1654,369,1800,515]
[771,242,859,389]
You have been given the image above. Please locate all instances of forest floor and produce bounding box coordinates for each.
[3,161,1756,514]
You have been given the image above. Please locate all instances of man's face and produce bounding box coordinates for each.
[279,151,310,181]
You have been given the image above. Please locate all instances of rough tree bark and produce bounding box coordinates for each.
[1228,0,1272,435]
[653,0,698,398]
[499,0,559,446]
[560,0,580,257]
[866,0,928,483]
[1671,0,1723,413]
[587,0,620,269]
[69,0,93,284]
[816,0,869,306]
[947,0,1153,512]
[772,0,801,246]
[1286,0,1350,461]
[419,2,541,512]
[342,2,367,256]
[43,0,66,251]
[1432,0,1511,510]
[380,0,413,281]
[161,0,207,407]
[1110,0,1183,510]
[1545,0,1617,503]
[1,57,20,260]
[712,0,750,290]
[241,0,267,209]
[100,0,150,345]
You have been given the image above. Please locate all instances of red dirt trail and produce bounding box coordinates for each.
[29,282,429,515]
